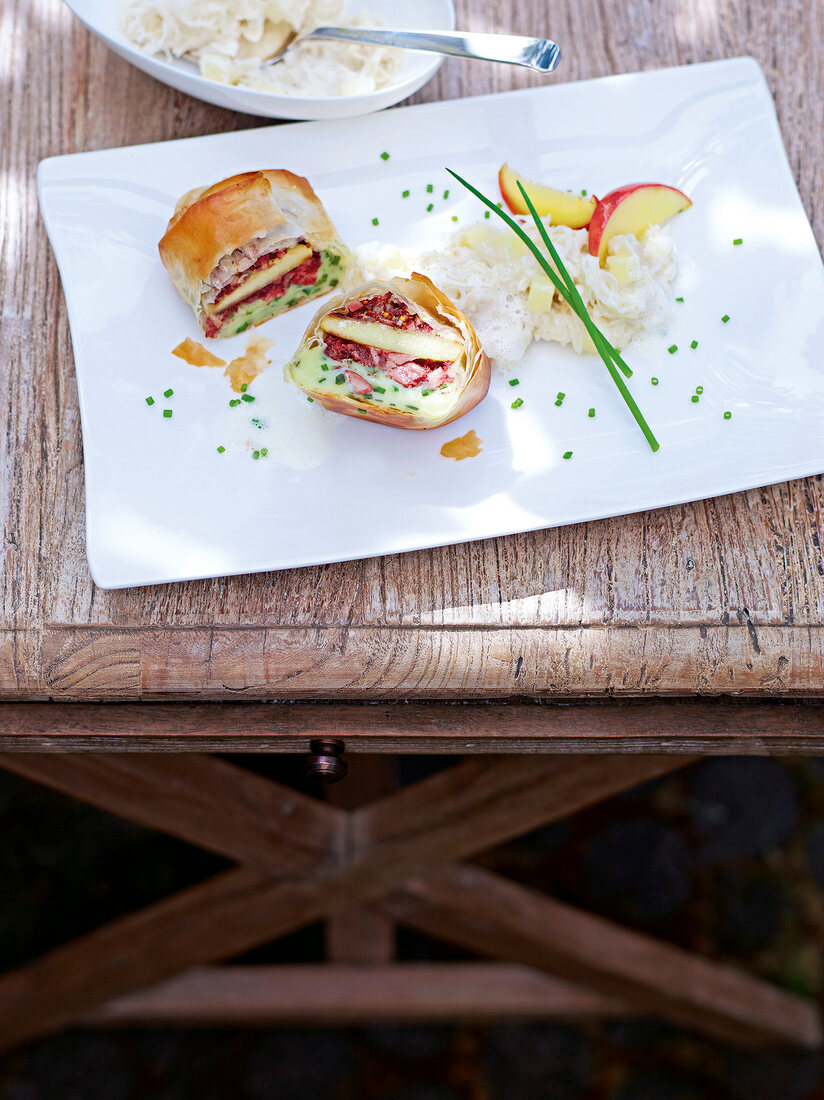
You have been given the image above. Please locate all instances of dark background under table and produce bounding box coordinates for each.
[2,755,823,1100]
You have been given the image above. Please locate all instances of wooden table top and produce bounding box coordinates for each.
[2,0,823,702]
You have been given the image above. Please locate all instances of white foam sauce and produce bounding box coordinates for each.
[223,357,337,469]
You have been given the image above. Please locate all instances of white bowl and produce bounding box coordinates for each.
[63,0,455,120]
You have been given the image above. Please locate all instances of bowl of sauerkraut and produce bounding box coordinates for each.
[64,0,455,119]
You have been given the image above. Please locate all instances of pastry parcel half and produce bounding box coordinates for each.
[158,169,349,339]
[283,274,490,429]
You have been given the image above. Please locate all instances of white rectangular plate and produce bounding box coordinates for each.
[39,57,824,589]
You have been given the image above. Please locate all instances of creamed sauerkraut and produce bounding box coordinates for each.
[121,0,404,97]
[346,221,678,368]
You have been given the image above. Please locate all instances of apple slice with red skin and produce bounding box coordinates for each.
[498,163,597,229]
[588,183,692,266]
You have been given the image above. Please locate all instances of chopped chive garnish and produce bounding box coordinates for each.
[651,377,659,385]
[406,404,419,410]
[675,296,684,303]
[421,388,431,396]
[511,397,524,409]
[451,215,458,222]
[240,383,248,392]
[723,411,732,419]
[690,340,698,349]
[241,393,255,403]
[145,396,154,406]
[588,408,595,417]
[733,238,743,245]
[443,189,449,199]
[402,190,410,198]
[229,399,241,407]
[563,451,573,460]
[163,409,172,418]
[163,388,174,398]
[439,382,448,389]
[307,396,314,403]
[554,399,563,407]
[371,217,379,226]
[329,278,339,286]
[335,374,345,385]
[484,210,490,219]
[426,183,433,193]
[447,169,660,452]
[260,448,268,456]
[722,314,730,323]
[252,450,260,460]
[691,394,699,403]
[581,189,588,196]
[556,392,565,400]
[373,385,386,394]
[217,445,225,453]
[317,378,325,384]
[426,203,433,212]
[393,385,399,392]
[380,151,390,161]
[509,378,519,387]
[668,345,678,354]
[695,385,704,394]
[357,408,367,414]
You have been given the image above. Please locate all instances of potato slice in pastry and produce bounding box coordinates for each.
[158,169,349,339]
[284,273,490,430]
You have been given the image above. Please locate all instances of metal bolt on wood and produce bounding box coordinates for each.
[305,738,348,783]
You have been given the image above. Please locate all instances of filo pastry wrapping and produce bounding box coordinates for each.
[283,273,490,430]
[158,169,349,339]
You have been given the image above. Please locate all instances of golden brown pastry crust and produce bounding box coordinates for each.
[284,273,490,431]
[157,169,349,322]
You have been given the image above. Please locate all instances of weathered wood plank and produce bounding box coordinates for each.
[326,756,397,964]
[0,753,684,1048]
[357,755,692,865]
[0,868,318,1052]
[0,621,821,701]
[0,754,341,875]
[0,623,819,700]
[383,866,823,1048]
[1,700,823,753]
[85,964,632,1025]
[3,0,824,699]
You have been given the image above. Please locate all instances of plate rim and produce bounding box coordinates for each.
[62,0,455,116]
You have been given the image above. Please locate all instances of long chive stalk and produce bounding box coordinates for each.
[514,184,660,452]
[446,169,660,453]
[516,182,634,382]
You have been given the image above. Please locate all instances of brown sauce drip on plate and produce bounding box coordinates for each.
[224,337,273,392]
[172,337,225,369]
[440,429,482,460]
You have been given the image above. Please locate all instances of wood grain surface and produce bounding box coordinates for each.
[4,700,824,753]
[2,0,824,701]
[83,964,634,1025]
[384,866,823,1047]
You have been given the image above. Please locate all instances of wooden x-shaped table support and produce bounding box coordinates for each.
[0,751,820,1052]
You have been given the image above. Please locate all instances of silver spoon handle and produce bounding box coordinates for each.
[302,27,561,73]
